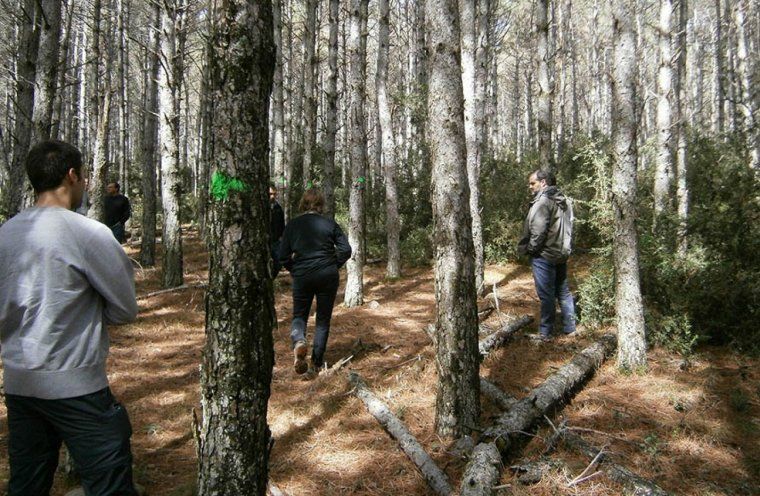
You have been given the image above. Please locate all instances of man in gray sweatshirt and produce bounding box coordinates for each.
[0,141,139,495]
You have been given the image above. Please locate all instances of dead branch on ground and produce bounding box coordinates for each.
[348,372,453,496]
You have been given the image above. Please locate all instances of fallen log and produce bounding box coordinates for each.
[460,443,502,496]
[348,372,453,496]
[479,378,517,411]
[478,314,533,359]
[558,430,671,496]
[458,334,616,495]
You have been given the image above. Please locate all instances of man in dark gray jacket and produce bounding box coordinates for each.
[517,169,576,340]
[0,141,139,495]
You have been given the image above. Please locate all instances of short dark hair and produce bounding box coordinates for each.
[299,188,324,214]
[531,169,556,186]
[109,181,121,191]
[26,140,83,194]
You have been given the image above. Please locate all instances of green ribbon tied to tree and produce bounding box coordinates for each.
[211,171,249,200]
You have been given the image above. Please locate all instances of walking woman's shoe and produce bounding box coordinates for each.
[293,341,308,374]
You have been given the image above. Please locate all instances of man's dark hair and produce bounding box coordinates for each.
[26,140,83,194]
[532,169,556,186]
[109,182,121,191]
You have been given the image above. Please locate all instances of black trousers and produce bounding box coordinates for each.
[290,265,340,368]
[5,387,137,496]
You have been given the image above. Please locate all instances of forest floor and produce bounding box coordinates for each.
[0,227,758,495]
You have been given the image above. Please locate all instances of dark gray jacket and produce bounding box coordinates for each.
[517,186,570,264]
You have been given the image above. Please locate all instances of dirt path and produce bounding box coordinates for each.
[0,230,757,495]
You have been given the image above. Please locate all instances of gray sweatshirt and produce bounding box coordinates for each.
[0,207,138,399]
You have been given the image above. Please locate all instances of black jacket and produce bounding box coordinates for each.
[277,213,352,278]
[104,194,131,227]
[270,201,285,242]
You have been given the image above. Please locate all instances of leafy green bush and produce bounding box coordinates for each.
[400,225,433,266]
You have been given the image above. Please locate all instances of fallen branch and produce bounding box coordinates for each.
[460,443,502,496]
[458,334,616,496]
[138,283,208,300]
[479,378,517,411]
[478,314,533,359]
[348,372,453,496]
[559,430,671,496]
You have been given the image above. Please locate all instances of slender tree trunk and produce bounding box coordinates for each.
[426,0,480,438]
[140,2,161,267]
[712,0,725,134]
[5,0,40,219]
[197,0,275,492]
[734,0,759,168]
[272,0,286,187]
[158,0,184,288]
[460,0,485,294]
[116,0,129,192]
[377,0,400,278]
[32,0,62,142]
[344,0,369,308]
[653,0,674,222]
[301,0,317,187]
[87,0,109,224]
[611,0,647,372]
[51,0,74,141]
[676,0,690,254]
[323,0,339,219]
[536,0,553,169]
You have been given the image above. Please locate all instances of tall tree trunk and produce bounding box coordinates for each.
[158,0,184,288]
[536,0,553,169]
[676,0,690,254]
[5,0,40,219]
[611,0,647,372]
[116,0,129,193]
[301,0,317,187]
[51,0,74,141]
[140,1,161,267]
[32,0,62,142]
[344,0,368,308]
[734,0,759,168]
[197,0,275,492]
[87,0,109,224]
[426,0,480,438]
[712,0,725,135]
[323,0,339,219]
[377,0,400,278]
[272,0,286,188]
[653,0,674,222]
[459,0,485,294]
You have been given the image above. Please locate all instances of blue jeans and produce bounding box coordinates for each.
[531,257,576,336]
[110,222,126,243]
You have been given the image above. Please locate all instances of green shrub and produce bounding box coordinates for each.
[400,225,433,266]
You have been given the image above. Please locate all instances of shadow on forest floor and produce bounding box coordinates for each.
[0,229,756,495]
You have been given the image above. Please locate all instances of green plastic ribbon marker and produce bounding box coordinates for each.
[357,176,366,184]
[306,180,314,189]
[211,171,248,200]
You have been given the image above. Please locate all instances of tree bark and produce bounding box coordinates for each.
[426,0,480,439]
[653,0,674,222]
[675,0,690,255]
[712,0,725,134]
[31,0,62,142]
[734,0,759,169]
[344,0,369,308]
[611,0,647,372]
[140,2,161,267]
[377,0,400,279]
[478,315,533,359]
[158,0,184,288]
[536,0,553,169]
[348,372,454,496]
[301,0,317,187]
[322,0,339,219]
[197,0,275,493]
[5,0,40,219]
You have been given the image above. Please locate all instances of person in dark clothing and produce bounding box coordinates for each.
[277,188,352,376]
[270,184,285,272]
[104,182,131,243]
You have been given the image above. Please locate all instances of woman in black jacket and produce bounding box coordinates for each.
[277,188,352,375]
